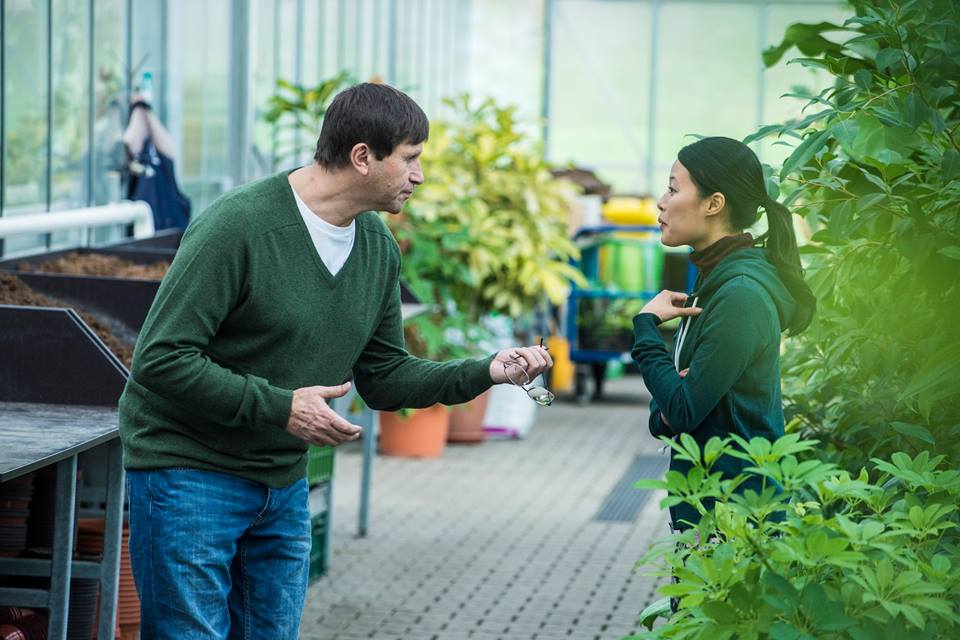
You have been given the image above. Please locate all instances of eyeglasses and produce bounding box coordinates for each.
[503,359,555,406]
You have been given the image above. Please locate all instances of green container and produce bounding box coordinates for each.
[306,445,335,487]
[308,511,328,581]
[598,234,663,292]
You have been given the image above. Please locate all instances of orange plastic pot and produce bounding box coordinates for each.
[379,405,450,458]
[447,390,490,444]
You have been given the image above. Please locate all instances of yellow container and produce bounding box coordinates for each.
[602,196,658,226]
[547,335,574,392]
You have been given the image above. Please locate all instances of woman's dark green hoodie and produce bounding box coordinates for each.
[631,247,798,529]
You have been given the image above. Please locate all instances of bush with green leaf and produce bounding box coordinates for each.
[390,95,585,323]
[262,71,354,167]
[744,0,960,470]
[630,434,960,639]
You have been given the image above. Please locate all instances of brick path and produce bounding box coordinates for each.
[301,378,669,640]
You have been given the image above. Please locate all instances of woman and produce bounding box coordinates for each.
[631,136,816,531]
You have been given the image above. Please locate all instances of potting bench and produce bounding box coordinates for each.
[0,408,124,640]
[0,305,128,640]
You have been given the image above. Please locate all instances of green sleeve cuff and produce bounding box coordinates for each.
[469,354,497,392]
[264,385,295,429]
[633,312,663,332]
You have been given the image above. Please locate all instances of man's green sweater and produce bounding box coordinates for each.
[119,171,494,487]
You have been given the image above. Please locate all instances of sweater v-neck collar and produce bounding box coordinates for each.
[281,170,363,288]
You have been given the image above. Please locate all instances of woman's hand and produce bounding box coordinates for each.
[640,290,702,323]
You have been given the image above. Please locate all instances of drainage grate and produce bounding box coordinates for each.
[593,456,669,523]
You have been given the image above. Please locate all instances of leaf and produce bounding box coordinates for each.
[638,597,672,630]
[938,246,960,260]
[701,601,739,625]
[854,69,873,89]
[763,21,847,67]
[900,341,960,404]
[875,48,903,73]
[903,93,931,130]
[845,114,917,166]
[889,422,936,445]
[831,119,860,149]
[768,623,802,640]
[780,129,831,180]
[942,149,960,183]
[856,193,887,213]
[743,124,784,146]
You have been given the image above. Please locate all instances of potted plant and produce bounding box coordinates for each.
[262,71,354,168]
[376,311,483,456]
[385,95,586,441]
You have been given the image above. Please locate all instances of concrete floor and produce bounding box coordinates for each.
[301,377,669,640]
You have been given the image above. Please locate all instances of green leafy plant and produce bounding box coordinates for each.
[743,0,960,470]
[389,95,586,323]
[630,435,960,639]
[262,71,354,167]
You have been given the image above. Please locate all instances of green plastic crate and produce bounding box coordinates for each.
[308,511,328,581]
[596,234,664,292]
[306,445,335,487]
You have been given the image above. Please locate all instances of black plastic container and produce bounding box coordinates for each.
[108,228,182,254]
[0,249,170,333]
[0,305,128,405]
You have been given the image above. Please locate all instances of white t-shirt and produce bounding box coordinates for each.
[291,186,356,276]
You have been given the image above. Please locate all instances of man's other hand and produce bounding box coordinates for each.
[287,382,362,446]
[489,345,554,385]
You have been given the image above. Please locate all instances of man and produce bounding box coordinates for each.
[118,83,552,638]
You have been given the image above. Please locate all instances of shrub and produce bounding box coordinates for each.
[631,434,960,639]
[748,0,960,469]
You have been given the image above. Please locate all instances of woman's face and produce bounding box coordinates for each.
[656,160,710,248]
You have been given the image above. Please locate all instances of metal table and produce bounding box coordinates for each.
[0,402,124,640]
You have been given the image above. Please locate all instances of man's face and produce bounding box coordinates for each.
[370,142,424,213]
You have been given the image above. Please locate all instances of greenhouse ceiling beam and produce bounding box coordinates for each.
[228,0,251,189]
[541,0,553,149]
[646,0,661,195]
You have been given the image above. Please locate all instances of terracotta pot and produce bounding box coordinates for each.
[379,405,449,458]
[447,391,490,444]
[77,518,139,635]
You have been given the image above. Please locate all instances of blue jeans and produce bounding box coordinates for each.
[127,468,311,639]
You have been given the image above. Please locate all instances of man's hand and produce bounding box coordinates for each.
[489,345,554,385]
[286,382,362,446]
[640,290,702,323]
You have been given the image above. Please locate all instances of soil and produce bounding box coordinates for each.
[18,252,169,280]
[0,274,134,368]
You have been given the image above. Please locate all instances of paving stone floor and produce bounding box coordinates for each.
[300,377,669,640]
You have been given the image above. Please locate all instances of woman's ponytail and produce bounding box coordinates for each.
[762,197,815,334]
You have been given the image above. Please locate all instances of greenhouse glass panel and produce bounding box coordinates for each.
[51,0,90,208]
[91,0,126,210]
[48,0,91,250]
[2,0,49,256]
[301,0,322,86]
[548,0,654,195]
[249,0,278,179]
[173,0,230,211]
[652,2,760,196]
[3,1,49,211]
[466,0,544,125]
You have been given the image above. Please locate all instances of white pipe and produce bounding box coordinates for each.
[0,201,155,241]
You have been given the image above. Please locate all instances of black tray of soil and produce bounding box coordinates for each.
[0,249,170,333]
